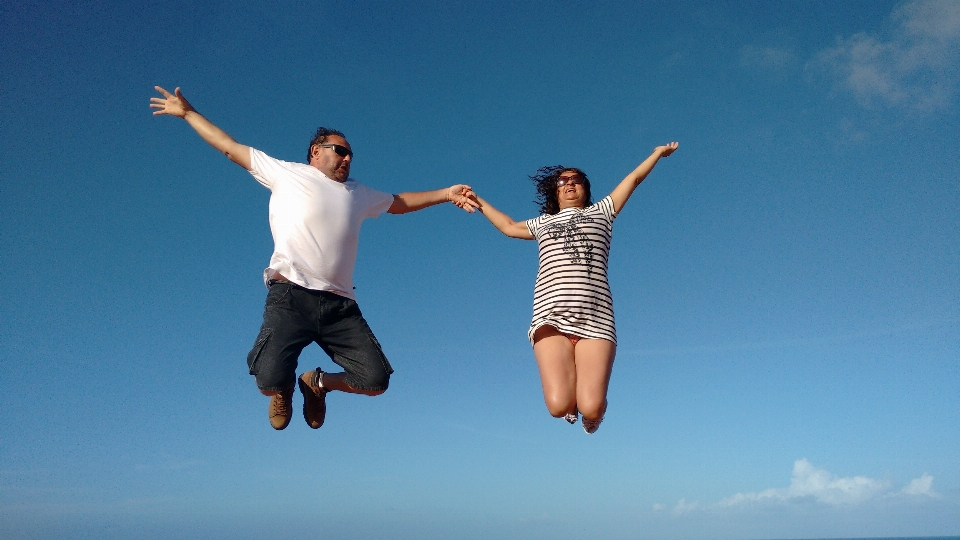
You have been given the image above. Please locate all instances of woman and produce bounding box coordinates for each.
[472,142,679,433]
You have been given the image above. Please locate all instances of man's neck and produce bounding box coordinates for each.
[309,162,347,183]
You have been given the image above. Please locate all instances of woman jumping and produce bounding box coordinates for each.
[471,142,679,433]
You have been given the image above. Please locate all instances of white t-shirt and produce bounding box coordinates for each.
[247,148,395,300]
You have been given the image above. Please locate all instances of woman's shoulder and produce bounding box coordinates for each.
[589,196,616,220]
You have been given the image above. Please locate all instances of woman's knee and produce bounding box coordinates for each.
[578,397,608,421]
[544,394,576,417]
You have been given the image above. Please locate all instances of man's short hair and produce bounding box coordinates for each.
[308,127,347,161]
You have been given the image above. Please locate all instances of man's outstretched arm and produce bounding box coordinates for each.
[388,185,479,214]
[151,86,251,170]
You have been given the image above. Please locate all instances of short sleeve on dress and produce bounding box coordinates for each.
[525,216,542,238]
[596,195,617,221]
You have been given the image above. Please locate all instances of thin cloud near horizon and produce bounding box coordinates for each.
[654,458,938,516]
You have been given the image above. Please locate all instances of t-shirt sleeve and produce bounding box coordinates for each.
[362,185,396,218]
[247,148,291,190]
[525,216,542,238]
[596,195,616,222]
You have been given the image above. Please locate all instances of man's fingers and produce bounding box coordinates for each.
[454,196,480,209]
[451,196,477,212]
[155,85,173,98]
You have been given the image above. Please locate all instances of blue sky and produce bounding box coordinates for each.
[1,1,958,538]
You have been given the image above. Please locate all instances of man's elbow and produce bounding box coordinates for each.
[224,149,251,169]
[387,196,407,214]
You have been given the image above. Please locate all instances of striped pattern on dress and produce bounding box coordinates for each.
[525,196,617,345]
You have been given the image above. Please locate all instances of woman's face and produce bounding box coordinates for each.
[556,170,586,209]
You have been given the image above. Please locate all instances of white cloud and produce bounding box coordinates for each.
[810,0,960,111]
[673,498,699,515]
[716,459,936,509]
[900,472,938,497]
[653,499,700,516]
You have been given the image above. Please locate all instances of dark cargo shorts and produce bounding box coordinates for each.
[246,281,394,393]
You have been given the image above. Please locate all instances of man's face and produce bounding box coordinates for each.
[310,135,353,182]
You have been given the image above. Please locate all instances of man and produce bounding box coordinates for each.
[151,86,477,430]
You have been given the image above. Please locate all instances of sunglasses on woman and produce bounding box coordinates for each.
[556,175,584,187]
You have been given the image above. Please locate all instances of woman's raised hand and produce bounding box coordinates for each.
[656,141,679,157]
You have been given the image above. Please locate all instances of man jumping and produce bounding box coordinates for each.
[151,86,477,430]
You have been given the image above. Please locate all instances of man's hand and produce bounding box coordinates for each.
[447,184,480,213]
[149,85,251,169]
[150,86,194,118]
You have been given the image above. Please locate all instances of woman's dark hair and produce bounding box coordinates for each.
[307,127,347,161]
[531,165,592,215]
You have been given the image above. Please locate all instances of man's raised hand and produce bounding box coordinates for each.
[149,86,252,169]
[150,86,194,118]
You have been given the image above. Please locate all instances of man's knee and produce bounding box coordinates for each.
[257,380,294,396]
[346,370,390,395]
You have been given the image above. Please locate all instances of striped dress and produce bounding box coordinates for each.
[525,195,617,345]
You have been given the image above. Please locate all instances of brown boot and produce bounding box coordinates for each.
[298,368,328,429]
[268,387,293,430]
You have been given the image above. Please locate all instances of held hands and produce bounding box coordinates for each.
[150,86,195,118]
[656,141,679,157]
[447,184,480,213]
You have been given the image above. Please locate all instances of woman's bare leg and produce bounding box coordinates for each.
[572,338,616,422]
[532,326,577,418]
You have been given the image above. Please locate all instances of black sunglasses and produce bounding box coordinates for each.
[556,175,585,187]
[319,144,353,158]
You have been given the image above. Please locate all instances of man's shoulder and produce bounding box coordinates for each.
[344,178,388,194]
[251,148,320,176]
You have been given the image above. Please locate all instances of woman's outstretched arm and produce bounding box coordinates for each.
[608,142,679,214]
[474,194,535,240]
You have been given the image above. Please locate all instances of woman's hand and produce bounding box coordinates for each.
[656,141,679,157]
[446,184,480,213]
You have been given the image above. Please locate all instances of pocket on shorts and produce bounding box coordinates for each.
[266,283,291,307]
[365,331,394,375]
[247,328,272,374]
